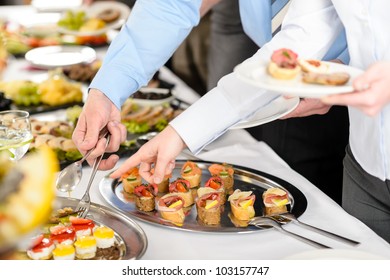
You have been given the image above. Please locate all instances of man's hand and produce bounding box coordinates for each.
[72,88,127,170]
[280,97,332,119]
[110,125,186,184]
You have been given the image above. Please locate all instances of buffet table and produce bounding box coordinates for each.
[2,5,390,260]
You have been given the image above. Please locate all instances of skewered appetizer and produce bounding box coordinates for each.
[134,183,158,212]
[120,167,142,194]
[204,176,226,204]
[196,188,222,225]
[262,187,291,215]
[151,167,171,193]
[181,161,202,189]
[228,189,256,221]
[268,48,301,80]
[169,178,194,207]
[74,235,97,259]
[208,163,235,195]
[157,194,186,225]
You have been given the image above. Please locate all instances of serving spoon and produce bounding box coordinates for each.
[56,127,109,192]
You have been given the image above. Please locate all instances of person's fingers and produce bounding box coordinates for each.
[166,160,175,174]
[106,120,123,153]
[139,162,154,183]
[152,154,173,184]
[109,151,143,179]
[96,155,120,171]
[72,114,90,152]
[353,65,381,91]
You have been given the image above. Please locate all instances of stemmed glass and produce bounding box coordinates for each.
[0,110,33,161]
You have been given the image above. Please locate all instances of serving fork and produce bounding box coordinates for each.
[249,216,331,249]
[268,212,360,246]
[76,134,111,218]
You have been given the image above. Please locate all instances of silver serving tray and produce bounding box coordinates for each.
[56,197,147,259]
[99,160,307,233]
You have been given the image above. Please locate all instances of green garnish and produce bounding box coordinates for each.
[282,50,291,59]
[127,177,137,182]
[220,171,229,176]
[183,167,192,174]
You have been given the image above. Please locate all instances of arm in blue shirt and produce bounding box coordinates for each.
[89,0,202,109]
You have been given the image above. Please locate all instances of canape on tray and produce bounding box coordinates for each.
[151,167,171,193]
[196,187,222,225]
[208,163,234,195]
[157,193,186,225]
[262,187,290,215]
[204,176,226,204]
[180,161,202,188]
[134,183,158,212]
[169,178,194,207]
[228,189,256,221]
[120,167,142,194]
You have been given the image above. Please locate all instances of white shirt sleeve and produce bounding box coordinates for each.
[171,0,342,154]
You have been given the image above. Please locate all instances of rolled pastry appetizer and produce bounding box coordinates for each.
[158,193,186,224]
[208,163,234,195]
[120,167,142,194]
[262,187,291,215]
[134,183,158,212]
[298,59,329,74]
[204,176,226,204]
[180,161,202,188]
[267,48,300,80]
[196,188,222,225]
[169,178,194,207]
[228,189,256,221]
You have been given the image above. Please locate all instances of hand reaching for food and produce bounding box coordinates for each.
[110,125,186,184]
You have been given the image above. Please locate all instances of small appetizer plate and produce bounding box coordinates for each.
[234,61,364,98]
[56,1,131,37]
[230,96,299,129]
[25,45,96,69]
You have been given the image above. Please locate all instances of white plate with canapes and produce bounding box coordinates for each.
[56,1,131,37]
[230,96,300,129]
[25,45,96,69]
[234,60,364,98]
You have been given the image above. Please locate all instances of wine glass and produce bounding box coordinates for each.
[0,110,33,161]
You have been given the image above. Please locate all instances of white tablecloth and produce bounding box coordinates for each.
[58,128,390,260]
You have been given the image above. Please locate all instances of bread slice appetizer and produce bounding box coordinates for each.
[302,71,350,86]
[298,59,329,73]
[180,161,202,189]
[196,188,222,225]
[157,193,186,225]
[228,189,256,221]
[151,167,171,193]
[169,178,194,207]
[120,167,142,194]
[208,163,234,195]
[204,176,226,204]
[262,187,291,215]
[268,48,301,80]
[134,183,158,212]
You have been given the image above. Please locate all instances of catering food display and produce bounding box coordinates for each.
[99,160,307,233]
